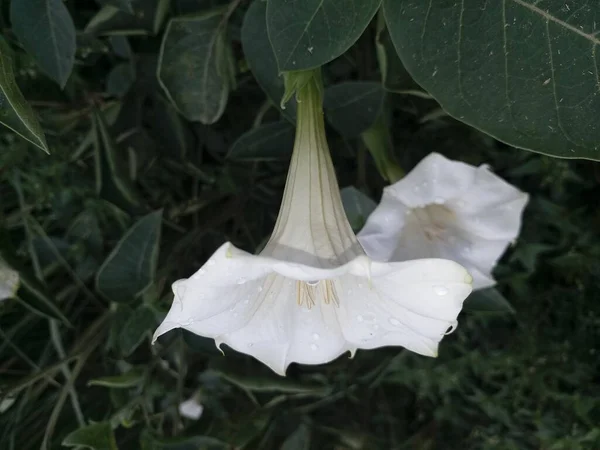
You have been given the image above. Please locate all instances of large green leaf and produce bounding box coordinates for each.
[464,288,515,314]
[384,0,600,160]
[10,0,76,87]
[119,305,157,355]
[0,38,49,152]
[323,82,385,137]
[62,422,118,450]
[227,121,295,161]
[158,12,234,124]
[96,211,163,302]
[241,1,296,121]
[266,0,381,71]
[340,186,377,232]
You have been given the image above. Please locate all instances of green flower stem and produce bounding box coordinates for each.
[360,114,404,183]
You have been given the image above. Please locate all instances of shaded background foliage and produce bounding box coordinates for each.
[0,0,599,449]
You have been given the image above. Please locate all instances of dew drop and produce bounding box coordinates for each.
[405,209,412,216]
[312,333,320,340]
[357,315,364,322]
[445,322,457,335]
[434,285,449,296]
[307,280,320,286]
[310,343,318,351]
[248,343,254,348]
[413,186,420,192]
[463,246,472,254]
[257,285,263,292]
[422,181,429,188]
[236,277,246,285]
[389,317,401,326]
[207,259,215,266]
[243,298,250,304]
[373,324,380,330]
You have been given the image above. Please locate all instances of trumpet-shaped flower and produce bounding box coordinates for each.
[358,153,528,290]
[153,73,473,375]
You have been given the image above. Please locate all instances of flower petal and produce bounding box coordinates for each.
[337,259,472,357]
[384,153,477,207]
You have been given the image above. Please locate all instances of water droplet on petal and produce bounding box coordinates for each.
[445,322,457,335]
[310,343,318,351]
[357,315,364,322]
[257,285,263,292]
[207,259,215,266]
[463,246,472,254]
[312,333,320,340]
[434,285,449,296]
[307,280,320,286]
[236,277,246,285]
[405,209,412,216]
[422,181,429,188]
[248,343,254,348]
[413,186,420,193]
[389,317,401,326]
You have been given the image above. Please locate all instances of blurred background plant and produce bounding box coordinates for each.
[0,0,599,449]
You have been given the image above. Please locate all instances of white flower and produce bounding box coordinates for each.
[358,153,528,290]
[0,260,19,302]
[153,74,473,375]
[178,397,203,420]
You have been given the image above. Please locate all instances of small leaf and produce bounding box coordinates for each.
[158,13,234,124]
[10,0,76,87]
[227,121,295,161]
[0,37,49,152]
[281,424,311,450]
[324,82,385,138]
[93,109,142,211]
[104,0,134,13]
[266,0,381,71]
[241,1,296,120]
[340,186,377,232]
[85,0,166,35]
[140,429,228,450]
[119,306,157,355]
[384,0,600,160]
[96,211,163,302]
[464,288,515,314]
[62,422,118,450]
[106,63,135,97]
[89,368,144,389]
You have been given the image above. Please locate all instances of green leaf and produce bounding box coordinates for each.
[158,13,234,124]
[384,0,600,160]
[242,1,297,121]
[10,0,76,87]
[89,368,145,389]
[227,121,295,161]
[104,0,134,13]
[340,186,377,232]
[281,424,311,450]
[85,0,167,35]
[266,0,381,71]
[106,63,136,97]
[93,109,142,211]
[119,305,157,355]
[464,288,515,314]
[323,82,385,137]
[140,430,228,450]
[0,38,49,152]
[96,211,163,302]
[62,422,118,450]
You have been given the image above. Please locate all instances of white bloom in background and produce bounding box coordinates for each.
[153,74,473,375]
[178,397,204,420]
[0,260,19,301]
[358,153,528,290]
